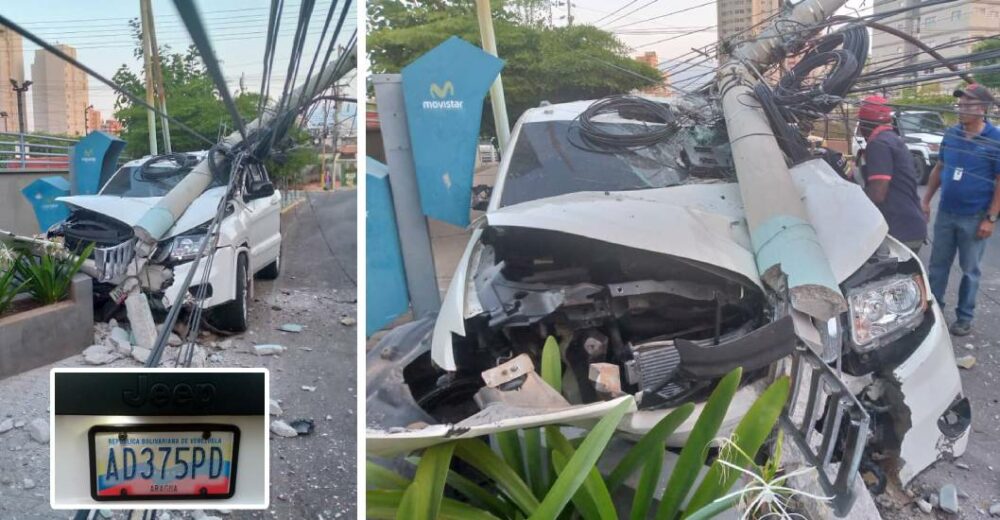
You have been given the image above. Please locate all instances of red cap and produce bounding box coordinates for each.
[858,95,892,123]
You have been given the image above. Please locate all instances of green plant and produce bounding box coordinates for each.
[367,335,798,519]
[13,243,94,305]
[0,244,28,315]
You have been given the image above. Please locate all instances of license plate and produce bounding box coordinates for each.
[88,424,240,501]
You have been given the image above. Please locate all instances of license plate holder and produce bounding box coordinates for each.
[88,424,241,501]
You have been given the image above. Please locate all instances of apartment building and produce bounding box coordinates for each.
[31,44,89,136]
[0,27,25,132]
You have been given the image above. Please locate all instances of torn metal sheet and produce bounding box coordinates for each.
[367,395,636,458]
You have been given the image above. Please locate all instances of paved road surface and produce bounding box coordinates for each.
[0,190,358,520]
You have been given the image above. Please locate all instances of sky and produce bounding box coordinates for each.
[567,0,873,88]
[5,0,357,133]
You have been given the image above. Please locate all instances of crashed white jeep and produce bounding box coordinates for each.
[48,151,282,332]
[367,97,971,511]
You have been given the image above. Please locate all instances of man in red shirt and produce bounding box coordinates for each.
[856,96,928,252]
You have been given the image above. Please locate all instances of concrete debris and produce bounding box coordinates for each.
[168,333,183,347]
[988,503,1000,516]
[340,317,356,326]
[110,336,133,356]
[83,344,119,365]
[269,399,283,416]
[301,385,317,392]
[279,323,304,333]
[217,339,233,350]
[14,419,25,428]
[956,355,977,369]
[963,343,975,350]
[23,478,35,490]
[125,291,158,348]
[209,354,222,363]
[326,415,333,420]
[28,418,49,443]
[289,419,315,435]
[939,484,959,514]
[916,498,933,514]
[190,346,208,368]
[956,461,970,470]
[110,326,131,344]
[0,418,12,433]
[254,344,286,356]
[270,420,298,438]
[131,347,151,364]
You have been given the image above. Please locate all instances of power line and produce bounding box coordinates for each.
[608,0,715,31]
[590,0,645,25]
[599,0,662,28]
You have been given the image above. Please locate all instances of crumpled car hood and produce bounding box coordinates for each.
[432,159,889,371]
[58,186,226,239]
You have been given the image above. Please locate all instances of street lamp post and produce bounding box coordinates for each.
[10,79,32,167]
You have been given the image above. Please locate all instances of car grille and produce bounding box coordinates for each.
[92,239,137,282]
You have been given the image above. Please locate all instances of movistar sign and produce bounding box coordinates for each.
[401,36,504,226]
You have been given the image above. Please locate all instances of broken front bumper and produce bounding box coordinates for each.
[161,246,237,310]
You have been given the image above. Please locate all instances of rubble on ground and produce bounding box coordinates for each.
[270,420,299,438]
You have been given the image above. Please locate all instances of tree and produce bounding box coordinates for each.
[367,0,662,136]
[972,38,1000,89]
[111,20,264,157]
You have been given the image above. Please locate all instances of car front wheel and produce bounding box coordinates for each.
[913,154,930,185]
[210,253,249,333]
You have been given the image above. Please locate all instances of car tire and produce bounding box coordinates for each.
[257,245,281,280]
[210,253,249,333]
[913,154,930,185]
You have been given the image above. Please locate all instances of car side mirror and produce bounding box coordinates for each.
[244,180,275,201]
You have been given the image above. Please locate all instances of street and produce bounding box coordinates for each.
[0,190,357,520]
[876,188,1000,519]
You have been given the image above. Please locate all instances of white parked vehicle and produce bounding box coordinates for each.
[853,110,945,184]
[49,151,282,332]
[368,97,971,512]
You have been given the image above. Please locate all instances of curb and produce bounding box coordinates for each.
[281,198,306,214]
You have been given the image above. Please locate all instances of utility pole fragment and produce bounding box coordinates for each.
[718,0,850,321]
[143,0,172,153]
[140,0,158,155]
[474,0,512,151]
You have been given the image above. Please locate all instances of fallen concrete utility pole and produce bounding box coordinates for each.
[717,0,849,321]
[118,45,355,341]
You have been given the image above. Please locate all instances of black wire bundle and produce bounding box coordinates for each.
[774,24,868,116]
[575,95,678,150]
[753,83,811,163]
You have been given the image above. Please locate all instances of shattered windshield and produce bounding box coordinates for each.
[100,158,223,197]
[499,120,691,207]
[897,112,946,135]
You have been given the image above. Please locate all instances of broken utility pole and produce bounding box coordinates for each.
[140,0,158,155]
[716,0,849,321]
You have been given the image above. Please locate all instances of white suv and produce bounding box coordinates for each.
[50,151,282,332]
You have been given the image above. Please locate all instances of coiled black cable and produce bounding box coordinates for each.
[774,24,868,117]
[753,82,811,163]
[574,95,678,150]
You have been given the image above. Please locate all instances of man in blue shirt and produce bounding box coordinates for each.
[921,84,1000,336]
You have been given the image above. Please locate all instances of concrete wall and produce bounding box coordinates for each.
[0,169,69,235]
[0,274,93,380]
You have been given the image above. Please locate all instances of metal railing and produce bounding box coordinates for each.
[0,131,76,170]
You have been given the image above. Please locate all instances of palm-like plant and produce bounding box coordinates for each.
[367,336,805,519]
[14,242,94,305]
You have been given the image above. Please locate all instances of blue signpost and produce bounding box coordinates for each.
[21,176,72,232]
[71,131,126,195]
[401,36,504,227]
[365,157,410,336]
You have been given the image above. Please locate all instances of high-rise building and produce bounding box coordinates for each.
[870,0,1000,94]
[717,0,783,55]
[31,44,89,136]
[86,108,101,133]
[634,51,671,96]
[101,118,122,136]
[0,27,25,133]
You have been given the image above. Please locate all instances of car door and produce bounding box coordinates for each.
[243,163,281,272]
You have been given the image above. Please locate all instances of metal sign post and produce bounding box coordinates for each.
[372,74,442,318]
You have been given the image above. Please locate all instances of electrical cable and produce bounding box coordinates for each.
[0,14,215,147]
[258,0,284,116]
[572,95,678,150]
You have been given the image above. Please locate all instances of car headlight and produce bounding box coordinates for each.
[927,143,940,152]
[848,274,927,351]
[166,234,208,263]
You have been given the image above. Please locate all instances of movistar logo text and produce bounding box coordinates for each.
[423,80,463,110]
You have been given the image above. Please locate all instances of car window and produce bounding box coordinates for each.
[499,120,692,207]
[100,156,221,197]
[897,112,945,135]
